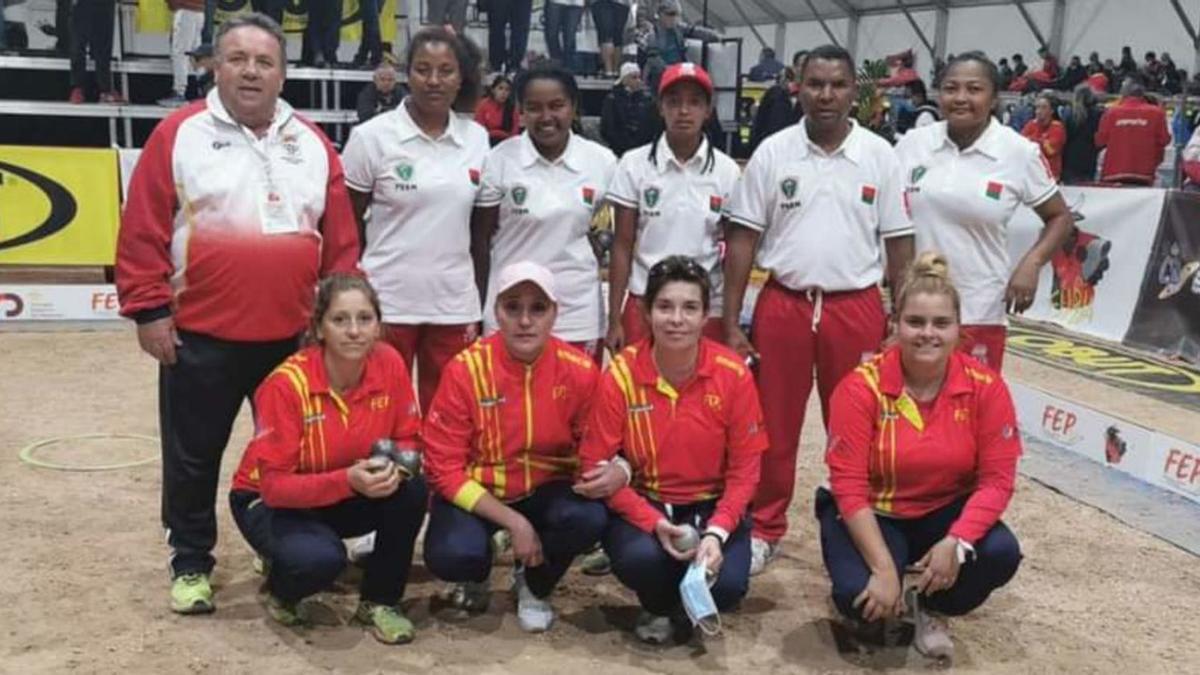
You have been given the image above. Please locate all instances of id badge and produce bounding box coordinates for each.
[260,188,299,235]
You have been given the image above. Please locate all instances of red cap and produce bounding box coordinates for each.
[658,62,714,98]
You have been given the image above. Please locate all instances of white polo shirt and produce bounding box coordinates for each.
[725,119,913,292]
[607,136,740,316]
[895,119,1058,325]
[476,132,617,341]
[341,100,490,324]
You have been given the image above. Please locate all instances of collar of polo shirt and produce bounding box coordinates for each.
[796,117,864,164]
[652,134,710,173]
[935,116,1002,160]
[518,130,584,171]
[394,97,467,146]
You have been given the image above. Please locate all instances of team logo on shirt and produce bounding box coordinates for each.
[780,177,798,199]
[643,186,661,208]
[553,385,568,400]
[512,185,528,205]
[395,162,415,181]
[369,395,390,411]
[709,195,723,213]
[469,168,481,186]
[910,165,927,184]
[582,186,596,206]
[704,393,722,412]
[860,184,877,205]
[985,180,1004,200]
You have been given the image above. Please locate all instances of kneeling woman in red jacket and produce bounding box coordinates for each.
[229,274,427,644]
[581,255,768,645]
[820,252,1022,660]
[423,261,618,633]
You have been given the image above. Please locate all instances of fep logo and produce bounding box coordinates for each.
[0,292,24,318]
[1163,448,1200,493]
[0,162,79,252]
[1041,404,1080,445]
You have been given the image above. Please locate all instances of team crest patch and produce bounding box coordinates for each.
[644,186,660,208]
[861,184,877,205]
[911,165,927,183]
[985,180,1004,200]
[395,161,415,181]
[512,185,528,205]
[781,177,798,199]
[710,195,723,213]
[469,168,480,186]
[582,186,596,206]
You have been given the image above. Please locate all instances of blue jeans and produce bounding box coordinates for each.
[356,0,382,61]
[604,498,752,616]
[230,478,428,605]
[815,487,1022,621]
[544,2,583,71]
[423,481,607,598]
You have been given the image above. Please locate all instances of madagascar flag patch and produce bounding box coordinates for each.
[710,195,723,213]
[582,186,595,206]
[861,184,877,205]
[469,168,480,186]
[985,181,1004,200]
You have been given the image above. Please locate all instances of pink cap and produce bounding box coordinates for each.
[659,62,714,98]
[494,261,557,302]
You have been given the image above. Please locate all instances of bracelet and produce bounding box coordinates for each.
[701,531,725,546]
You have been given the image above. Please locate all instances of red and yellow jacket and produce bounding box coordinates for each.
[826,345,1022,544]
[424,333,598,511]
[579,338,768,536]
[231,342,421,508]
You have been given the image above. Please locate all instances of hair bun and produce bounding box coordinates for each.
[909,251,950,282]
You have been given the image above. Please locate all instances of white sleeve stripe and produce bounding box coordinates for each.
[881,226,916,239]
[1026,185,1059,208]
[345,178,372,193]
[606,193,638,208]
[475,197,504,208]
[726,214,766,232]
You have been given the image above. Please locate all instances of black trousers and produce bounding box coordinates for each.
[305,0,343,64]
[230,480,428,605]
[487,0,533,73]
[70,0,116,92]
[161,330,298,577]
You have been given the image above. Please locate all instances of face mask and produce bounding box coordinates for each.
[679,561,721,635]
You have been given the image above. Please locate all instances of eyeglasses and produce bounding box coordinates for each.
[647,255,707,282]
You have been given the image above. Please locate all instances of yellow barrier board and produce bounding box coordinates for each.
[137,0,397,43]
[0,146,121,265]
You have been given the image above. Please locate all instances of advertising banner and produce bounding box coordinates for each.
[0,146,121,265]
[0,285,121,321]
[1011,381,1200,505]
[1007,186,1165,343]
[1123,190,1200,365]
[135,0,398,43]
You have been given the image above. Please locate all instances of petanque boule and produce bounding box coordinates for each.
[394,449,422,477]
[671,525,700,553]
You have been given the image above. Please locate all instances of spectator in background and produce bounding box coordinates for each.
[591,0,632,78]
[68,0,122,103]
[1063,84,1103,184]
[601,62,658,157]
[1059,55,1086,91]
[1029,48,1059,87]
[1161,53,1182,93]
[1117,46,1137,81]
[1022,94,1067,181]
[1087,51,1101,71]
[1096,78,1171,185]
[896,79,940,134]
[249,0,284,24]
[475,73,521,145]
[1142,51,1162,88]
[749,63,801,151]
[1103,58,1119,92]
[487,0,533,74]
[353,0,386,68]
[879,49,920,88]
[997,57,1013,90]
[1011,53,1027,77]
[186,44,216,99]
[304,0,342,67]
[159,0,206,108]
[356,62,404,123]
[54,0,71,55]
[427,0,468,34]
[545,0,585,72]
[748,47,784,82]
[1086,63,1108,95]
[646,0,718,67]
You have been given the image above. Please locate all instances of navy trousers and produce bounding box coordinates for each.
[230,477,428,605]
[604,499,752,616]
[423,481,606,598]
[815,487,1022,621]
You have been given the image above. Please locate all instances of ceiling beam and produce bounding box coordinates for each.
[747,0,789,25]
[895,0,935,59]
[827,0,859,19]
[680,0,728,31]
[802,0,842,47]
[1012,0,1048,50]
[726,0,771,48]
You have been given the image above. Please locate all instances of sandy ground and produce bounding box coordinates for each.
[1,326,1197,674]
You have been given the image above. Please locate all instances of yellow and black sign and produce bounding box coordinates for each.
[1007,323,1200,410]
[136,0,398,43]
[0,146,121,265]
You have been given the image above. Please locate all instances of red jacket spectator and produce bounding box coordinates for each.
[474,96,521,145]
[1087,71,1109,95]
[1095,95,1171,185]
[1021,118,1067,181]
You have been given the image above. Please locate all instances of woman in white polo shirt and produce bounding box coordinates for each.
[472,62,617,359]
[342,27,491,412]
[604,62,740,352]
[895,51,1073,369]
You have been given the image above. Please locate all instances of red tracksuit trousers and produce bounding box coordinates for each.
[749,281,886,542]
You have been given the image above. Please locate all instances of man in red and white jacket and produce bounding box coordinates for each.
[1095,79,1171,185]
[116,13,359,616]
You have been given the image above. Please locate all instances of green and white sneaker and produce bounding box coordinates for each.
[354,601,415,644]
[265,594,305,626]
[170,573,215,615]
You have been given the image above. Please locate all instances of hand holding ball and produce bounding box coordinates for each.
[672,525,700,554]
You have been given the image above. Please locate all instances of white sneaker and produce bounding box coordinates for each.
[907,587,954,661]
[748,537,778,576]
[513,568,554,632]
[634,610,673,645]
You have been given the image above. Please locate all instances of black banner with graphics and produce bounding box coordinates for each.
[1124,191,1200,364]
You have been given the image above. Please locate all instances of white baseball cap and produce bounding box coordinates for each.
[494,261,557,303]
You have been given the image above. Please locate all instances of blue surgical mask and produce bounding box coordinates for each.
[679,562,721,635]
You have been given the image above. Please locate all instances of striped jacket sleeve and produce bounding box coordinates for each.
[423,357,489,511]
[825,370,879,520]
